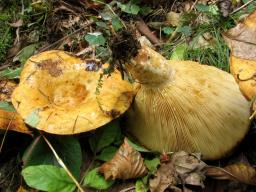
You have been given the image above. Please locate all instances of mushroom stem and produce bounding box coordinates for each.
[127,46,174,86]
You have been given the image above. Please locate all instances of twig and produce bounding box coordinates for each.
[0,112,16,153]
[120,186,136,192]
[230,0,255,15]
[37,21,93,53]
[41,133,85,192]
[136,18,160,45]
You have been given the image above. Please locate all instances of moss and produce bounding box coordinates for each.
[0,0,21,63]
[0,13,13,63]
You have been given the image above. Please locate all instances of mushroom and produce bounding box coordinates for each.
[124,45,251,160]
[11,50,134,134]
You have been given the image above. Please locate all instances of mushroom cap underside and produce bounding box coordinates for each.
[126,60,251,160]
[12,50,134,134]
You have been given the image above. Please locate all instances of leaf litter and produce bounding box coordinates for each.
[0,0,256,191]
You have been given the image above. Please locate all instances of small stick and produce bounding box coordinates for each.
[230,0,255,15]
[41,133,85,192]
[136,18,160,45]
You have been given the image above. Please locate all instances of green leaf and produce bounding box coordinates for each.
[112,17,123,31]
[127,138,150,152]
[144,157,160,173]
[22,135,82,179]
[135,179,148,192]
[195,4,219,15]
[13,44,38,65]
[177,26,192,36]
[96,21,108,29]
[170,43,188,61]
[117,2,140,15]
[25,109,40,127]
[84,32,106,46]
[22,165,76,192]
[96,146,118,161]
[0,101,15,112]
[140,6,153,15]
[162,27,174,35]
[195,4,209,13]
[130,4,140,14]
[83,168,114,190]
[89,120,120,153]
[0,67,22,79]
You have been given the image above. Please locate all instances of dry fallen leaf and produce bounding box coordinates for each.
[149,151,207,192]
[99,138,147,180]
[149,161,179,192]
[223,10,256,100]
[0,80,31,135]
[205,163,256,185]
[166,11,181,26]
[0,109,32,135]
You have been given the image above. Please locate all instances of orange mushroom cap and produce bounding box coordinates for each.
[12,50,134,134]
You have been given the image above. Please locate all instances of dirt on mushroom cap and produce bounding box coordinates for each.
[11,50,134,134]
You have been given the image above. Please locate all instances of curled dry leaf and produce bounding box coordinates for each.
[99,138,147,180]
[205,163,256,185]
[223,10,256,100]
[149,151,207,192]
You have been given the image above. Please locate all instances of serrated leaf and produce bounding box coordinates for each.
[0,101,16,112]
[0,67,22,79]
[162,27,174,35]
[89,120,120,153]
[83,168,114,190]
[84,32,106,46]
[127,138,150,152]
[144,157,160,173]
[13,44,38,65]
[22,165,76,192]
[25,109,40,127]
[177,26,192,36]
[97,146,118,162]
[22,135,82,179]
[170,43,188,61]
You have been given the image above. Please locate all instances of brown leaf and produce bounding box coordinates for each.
[99,138,147,180]
[149,162,179,192]
[0,80,31,135]
[149,151,207,192]
[223,10,256,100]
[0,109,32,135]
[251,98,256,119]
[205,163,256,185]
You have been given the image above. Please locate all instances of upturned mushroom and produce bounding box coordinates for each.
[124,45,251,160]
[11,50,134,134]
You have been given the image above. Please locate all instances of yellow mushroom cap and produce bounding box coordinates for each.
[12,50,134,134]
[125,46,251,160]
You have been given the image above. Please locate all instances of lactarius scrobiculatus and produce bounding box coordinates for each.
[125,45,251,160]
[11,50,134,134]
